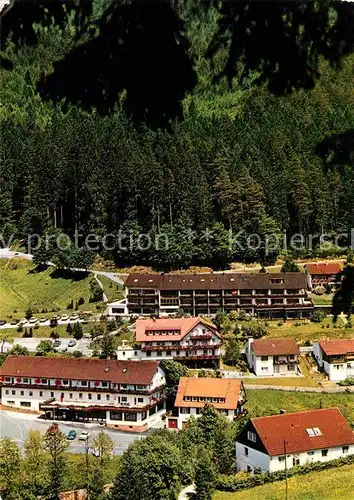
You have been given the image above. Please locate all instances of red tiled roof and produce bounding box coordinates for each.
[0,356,159,385]
[125,272,307,291]
[175,377,244,410]
[135,317,219,342]
[252,408,354,456]
[319,339,354,356]
[306,263,342,275]
[251,338,300,356]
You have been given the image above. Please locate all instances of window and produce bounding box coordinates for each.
[184,396,191,402]
[51,392,54,398]
[124,412,137,422]
[307,451,314,456]
[342,446,349,454]
[321,449,328,457]
[41,379,47,384]
[138,398,144,403]
[306,428,315,437]
[88,394,92,400]
[79,393,83,399]
[261,367,268,372]
[81,381,87,386]
[146,351,151,357]
[5,377,11,382]
[20,391,24,396]
[23,378,29,383]
[29,391,33,397]
[6,401,15,405]
[293,457,300,466]
[39,391,43,397]
[5,390,9,395]
[166,351,171,356]
[247,466,252,473]
[101,382,108,387]
[110,411,123,421]
[97,394,101,401]
[122,397,127,402]
[278,456,285,462]
[106,395,110,401]
[287,364,295,371]
[20,402,31,407]
[247,431,256,443]
[62,380,69,385]
[244,447,249,456]
[180,407,190,414]
[69,393,73,399]
[12,390,16,395]
[261,356,268,361]
[313,427,321,436]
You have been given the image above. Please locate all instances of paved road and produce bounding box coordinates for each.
[0,410,144,455]
[0,318,85,330]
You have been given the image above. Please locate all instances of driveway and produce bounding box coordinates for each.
[0,410,144,455]
[2,337,92,356]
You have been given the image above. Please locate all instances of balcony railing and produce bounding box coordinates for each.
[189,333,212,340]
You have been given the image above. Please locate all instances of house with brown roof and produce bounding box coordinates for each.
[313,339,354,381]
[172,377,247,430]
[135,317,222,368]
[236,408,354,473]
[124,272,313,319]
[0,356,166,432]
[304,262,342,290]
[245,338,300,376]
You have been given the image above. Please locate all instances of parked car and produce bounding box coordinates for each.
[10,319,19,325]
[29,317,37,324]
[68,340,77,347]
[70,314,79,321]
[79,431,90,441]
[53,340,61,348]
[39,317,48,323]
[50,317,58,327]
[61,315,69,321]
[0,320,6,326]
[67,429,77,440]
[19,318,27,325]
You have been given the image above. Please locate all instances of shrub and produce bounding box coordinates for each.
[17,324,23,333]
[25,307,33,319]
[338,377,354,386]
[303,339,312,347]
[311,309,326,323]
[50,330,59,339]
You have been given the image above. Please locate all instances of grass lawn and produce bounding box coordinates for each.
[0,258,105,320]
[311,293,334,305]
[99,275,124,302]
[243,377,317,388]
[268,318,354,343]
[213,464,354,500]
[246,389,354,422]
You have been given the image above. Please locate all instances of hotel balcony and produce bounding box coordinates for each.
[189,333,212,340]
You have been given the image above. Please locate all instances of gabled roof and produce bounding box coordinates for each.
[135,317,219,342]
[0,356,159,385]
[319,339,354,356]
[125,272,307,291]
[251,338,300,356]
[250,408,354,456]
[174,377,244,410]
[306,262,342,275]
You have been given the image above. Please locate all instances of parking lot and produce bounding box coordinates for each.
[0,410,144,455]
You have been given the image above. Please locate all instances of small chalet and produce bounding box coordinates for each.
[304,262,342,290]
[135,317,222,368]
[313,339,354,381]
[246,338,300,376]
[236,408,354,473]
[172,377,247,429]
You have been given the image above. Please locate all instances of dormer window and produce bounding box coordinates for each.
[247,431,256,443]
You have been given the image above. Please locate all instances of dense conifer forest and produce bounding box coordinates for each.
[1,0,354,268]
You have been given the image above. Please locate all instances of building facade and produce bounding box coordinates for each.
[0,356,166,432]
[245,338,300,376]
[304,262,342,290]
[313,340,354,381]
[124,272,313,319]
[135,317,222,368]
[172,377,247,430]
[236,408,354,473]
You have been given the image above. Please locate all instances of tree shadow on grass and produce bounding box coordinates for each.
[49,268,89,281]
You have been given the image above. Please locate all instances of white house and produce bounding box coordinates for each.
[245,337,300,376]
[0,356,166,432]
[313,339,354,381]
[116,340,141,361]
[171,377,247,430]
[135,317,222,368]
[107,298,128,317]
[236,408,354,474]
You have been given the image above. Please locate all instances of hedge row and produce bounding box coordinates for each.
[216,454,354,491]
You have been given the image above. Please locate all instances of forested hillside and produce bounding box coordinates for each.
[1,0,354,269]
